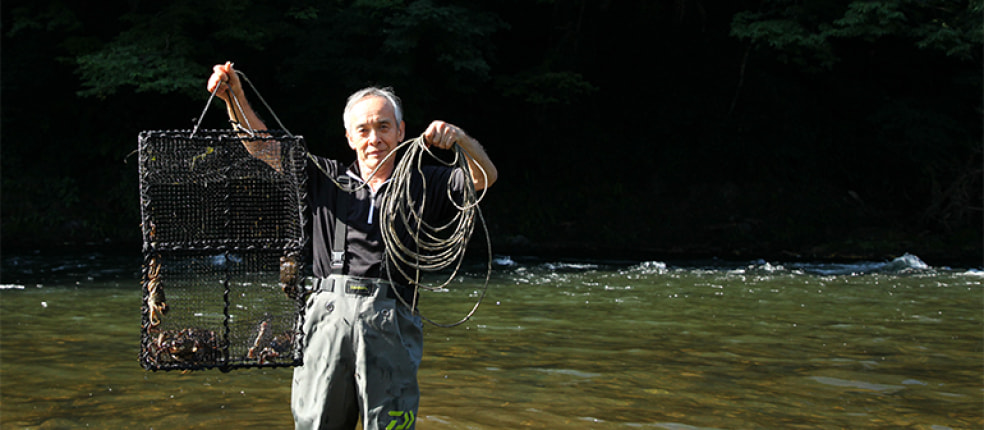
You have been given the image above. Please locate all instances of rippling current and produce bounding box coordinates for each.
[1,252,981,429]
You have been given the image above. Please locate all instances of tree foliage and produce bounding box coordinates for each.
[2,0,981,262]
[731,0,983,69]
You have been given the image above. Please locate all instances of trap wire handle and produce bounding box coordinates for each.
[190,68,294,139]
[190,82,223,138]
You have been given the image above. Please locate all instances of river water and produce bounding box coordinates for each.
[1,251,981,429]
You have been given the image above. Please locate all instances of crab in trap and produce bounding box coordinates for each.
[148,328,222,364]
[144,257,168,328]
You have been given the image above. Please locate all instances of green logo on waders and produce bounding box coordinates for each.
[386,410,415,430]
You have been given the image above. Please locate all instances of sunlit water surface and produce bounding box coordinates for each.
[1,252,981,429]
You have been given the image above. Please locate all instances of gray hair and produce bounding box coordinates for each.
[343,86,403,131]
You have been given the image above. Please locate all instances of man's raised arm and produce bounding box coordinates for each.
[207,61,280,169]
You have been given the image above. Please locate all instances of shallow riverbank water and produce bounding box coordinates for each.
[1,252,981,429]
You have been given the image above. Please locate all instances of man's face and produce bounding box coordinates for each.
[345,95,405,175]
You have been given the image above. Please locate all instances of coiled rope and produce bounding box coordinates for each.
[378,137,492,327]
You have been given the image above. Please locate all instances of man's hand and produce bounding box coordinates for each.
[423,120,465,150]
[422,121,498,189]
[206,61,243,104]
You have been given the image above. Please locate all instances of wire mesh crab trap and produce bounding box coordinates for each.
[138,129,308,371]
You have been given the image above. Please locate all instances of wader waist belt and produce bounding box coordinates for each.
[309,274,416,305]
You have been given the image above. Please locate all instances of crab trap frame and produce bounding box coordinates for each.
[138,129,308,371]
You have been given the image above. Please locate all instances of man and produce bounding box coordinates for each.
[207,61,497,430]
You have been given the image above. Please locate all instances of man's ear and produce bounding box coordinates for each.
[398,121,406,141]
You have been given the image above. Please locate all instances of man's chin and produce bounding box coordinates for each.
[362,158,392,174]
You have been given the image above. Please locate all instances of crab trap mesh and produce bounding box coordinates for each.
[138,129,308,371]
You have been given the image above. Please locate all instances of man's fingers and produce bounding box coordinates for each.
[424,121,460,149]
[207,74,221,92]
[208,66,227,91]
[207,62,239,98]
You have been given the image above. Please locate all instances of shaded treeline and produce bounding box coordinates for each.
[2,0,982,263]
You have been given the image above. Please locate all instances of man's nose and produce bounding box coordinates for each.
[367,129,385,147]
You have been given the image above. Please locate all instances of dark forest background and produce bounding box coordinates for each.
[2,0,982,265]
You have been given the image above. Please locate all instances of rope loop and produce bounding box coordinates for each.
[379,136,492,327]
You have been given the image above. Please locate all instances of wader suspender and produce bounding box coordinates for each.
[331,176,352,273]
